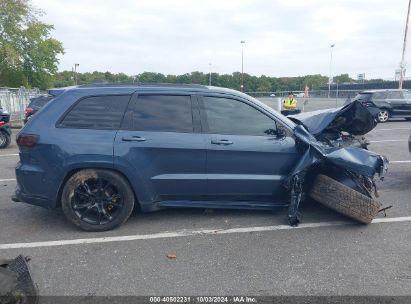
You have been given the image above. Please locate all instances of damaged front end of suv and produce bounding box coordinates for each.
[286,101,388,225]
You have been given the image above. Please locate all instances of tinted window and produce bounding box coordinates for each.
[387,91,403,99]
[60,95,130,129]
[402,90,411,99]
[354,93,372,101]
[372,92,386,99]
[29,96,53,108]
[203,97,276,136]
[133,95,193,132]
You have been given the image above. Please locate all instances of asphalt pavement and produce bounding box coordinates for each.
[0,120,410,297]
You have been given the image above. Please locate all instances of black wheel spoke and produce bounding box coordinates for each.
[101,208,113,222]
[83,182,92,195]
[80,205,94,220]
[73,202,92,210]
[72,177,123,225]
[97,210,102,225]
[74,189,89,198]
[98,178,103,193]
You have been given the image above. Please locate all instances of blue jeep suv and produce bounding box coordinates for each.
[14,84,387,231]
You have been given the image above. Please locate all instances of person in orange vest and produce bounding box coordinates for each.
[283,92,297,110]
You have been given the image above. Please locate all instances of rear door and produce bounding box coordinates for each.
[199,95,299,201]
[114,92,207,201]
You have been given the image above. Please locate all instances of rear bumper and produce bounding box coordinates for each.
[14,162,58,209]
[13,186,54,209]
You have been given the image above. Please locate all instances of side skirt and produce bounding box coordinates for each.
[157,200,289,211]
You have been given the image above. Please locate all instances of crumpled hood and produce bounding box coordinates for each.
[288,100,376,136]
[290,125,388,178]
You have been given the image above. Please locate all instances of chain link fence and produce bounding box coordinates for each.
[246,89,359,99]
[0,87,41,122]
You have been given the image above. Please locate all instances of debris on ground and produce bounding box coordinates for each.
[0,255,38,304]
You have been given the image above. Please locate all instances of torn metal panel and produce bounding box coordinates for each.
[288,100,377,136]
[286,124,388,225]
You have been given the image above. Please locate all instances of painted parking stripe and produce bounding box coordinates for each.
[0,178,16,182]
[0,216,410,250]
[0,154,18,157]
[369,139,407,143]
[376,128,411,131]
[390,160,411,163]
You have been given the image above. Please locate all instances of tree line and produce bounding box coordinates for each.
[54,70,336,93]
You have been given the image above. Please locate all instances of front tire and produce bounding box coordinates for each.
[309,174,381,224]
[376,109,390,123]
[61,169,135,231]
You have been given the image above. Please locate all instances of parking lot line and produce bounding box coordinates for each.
[390,160,411,163]
[369,139,407,143]
[0,178,16,182]
[376,128,411,131]
[0,154,18,157]
[0,216,410,250]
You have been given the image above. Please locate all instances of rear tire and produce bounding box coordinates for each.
[309,174,381,224]
[376,109,390,123]
[0,131,11,149]
[61,169,135,231]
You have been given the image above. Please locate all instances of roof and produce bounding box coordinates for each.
[48,83,239,97]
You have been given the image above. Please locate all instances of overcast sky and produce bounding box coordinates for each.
[32,0,410,79]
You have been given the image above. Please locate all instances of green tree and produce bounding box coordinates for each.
[333,73,353,84]
[0,0,64,89]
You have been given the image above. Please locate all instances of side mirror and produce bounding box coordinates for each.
[277,126,286,138]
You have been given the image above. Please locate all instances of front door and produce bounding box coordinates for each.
[199,95,299,201]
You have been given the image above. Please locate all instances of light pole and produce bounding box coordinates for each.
[74,63,79,85]
[328,44,335,98]
[241,40,245,92]
[209,63,212,86]
[399,0,411,89]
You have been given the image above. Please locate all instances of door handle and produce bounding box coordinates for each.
[122,136,146,142]
[211,139,233,145]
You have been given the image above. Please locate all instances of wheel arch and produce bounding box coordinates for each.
[56,167,141,212]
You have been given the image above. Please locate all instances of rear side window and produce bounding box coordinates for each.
[59,95,130,129]
[372,92,386,99]
[387,91,403,99]
[403,90,411,99]
[132,95,193,133]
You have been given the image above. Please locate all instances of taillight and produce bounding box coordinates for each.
[17,134,39,148]
[25,108,33,117]
[0,121,5,127]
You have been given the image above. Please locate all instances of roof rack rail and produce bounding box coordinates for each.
[77,83,208,89]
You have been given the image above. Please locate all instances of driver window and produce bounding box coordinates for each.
[203,96,277,136]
